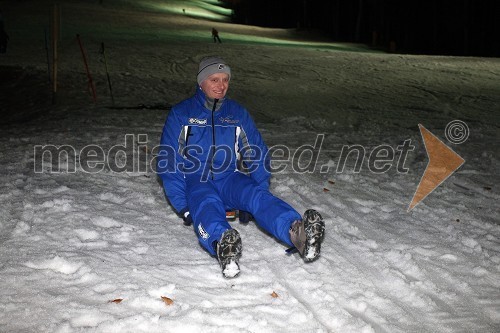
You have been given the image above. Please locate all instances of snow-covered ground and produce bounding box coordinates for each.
[0,1,499,332]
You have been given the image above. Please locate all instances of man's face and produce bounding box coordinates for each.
[200,73,230,100]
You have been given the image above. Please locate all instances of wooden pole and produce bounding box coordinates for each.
[52,4,58,104]
[44,28,51,83]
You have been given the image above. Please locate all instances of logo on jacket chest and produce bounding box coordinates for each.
[219,115,240,124]
[189,118,207,125]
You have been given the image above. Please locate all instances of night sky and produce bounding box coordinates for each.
[222,0,500,57]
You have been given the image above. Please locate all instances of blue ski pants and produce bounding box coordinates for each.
[185,171,301,255]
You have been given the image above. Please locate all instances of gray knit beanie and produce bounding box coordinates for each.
[197,56,231,85]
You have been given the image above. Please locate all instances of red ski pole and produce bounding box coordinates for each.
[76,34,97,103]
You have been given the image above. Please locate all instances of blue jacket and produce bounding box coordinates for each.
[157,87,270,213]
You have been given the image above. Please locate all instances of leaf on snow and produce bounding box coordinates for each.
[271,291,279,298]
[161,296,174,306]
[323,188,330,192]
[109,298,123,304]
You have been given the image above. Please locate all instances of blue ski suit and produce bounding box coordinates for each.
[157,87,301,255]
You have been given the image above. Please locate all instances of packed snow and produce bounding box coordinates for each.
[0,1,499,332]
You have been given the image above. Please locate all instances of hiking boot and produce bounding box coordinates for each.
[289,209,325,262]
[216,229,242,278]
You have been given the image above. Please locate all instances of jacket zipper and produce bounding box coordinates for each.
[210,99,219,180]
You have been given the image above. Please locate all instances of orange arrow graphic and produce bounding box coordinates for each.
[408,124,465,211]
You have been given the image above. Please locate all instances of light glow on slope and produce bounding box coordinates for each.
[144,0,232,22]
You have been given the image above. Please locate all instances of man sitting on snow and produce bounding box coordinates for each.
[157,56,325,278]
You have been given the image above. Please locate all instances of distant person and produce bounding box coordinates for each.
[212,28,221,43]
[157,56,325,278]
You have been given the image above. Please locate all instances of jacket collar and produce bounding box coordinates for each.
[195,85,225,112]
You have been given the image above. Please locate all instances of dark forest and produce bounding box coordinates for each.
[221,0,500,57]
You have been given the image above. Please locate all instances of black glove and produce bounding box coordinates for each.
[239,210,253,223]
[180,208,193,226]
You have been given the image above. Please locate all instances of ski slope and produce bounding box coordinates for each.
[0,1,499,332]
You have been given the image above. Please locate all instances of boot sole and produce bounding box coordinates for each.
[218,229,242,278]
